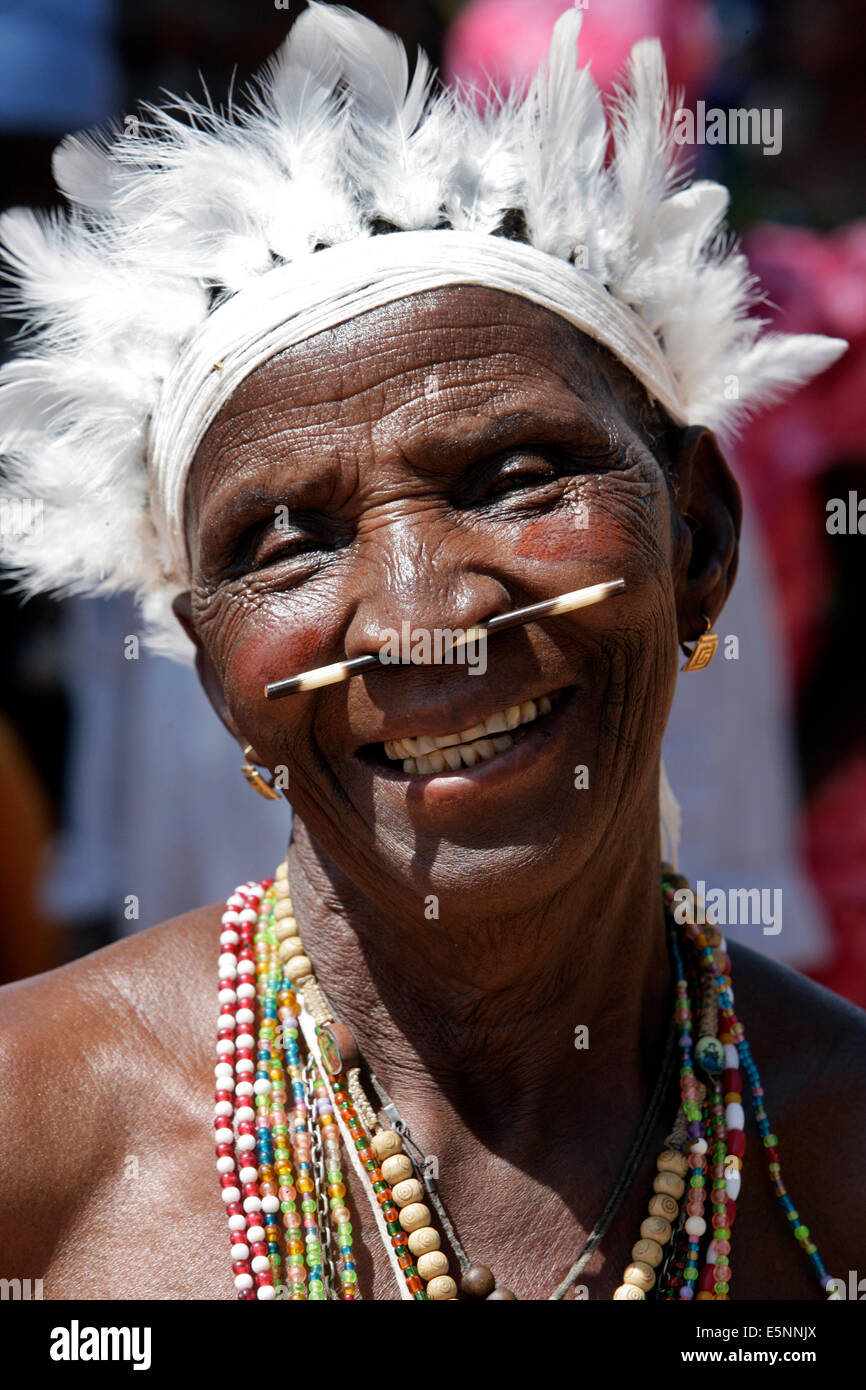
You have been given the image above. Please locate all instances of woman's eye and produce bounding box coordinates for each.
[252,532,321,567]
[483,459,559,500]
[221,513,327,573]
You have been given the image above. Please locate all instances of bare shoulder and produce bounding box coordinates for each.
[729,940,866,1113]
[0,902,223,1276]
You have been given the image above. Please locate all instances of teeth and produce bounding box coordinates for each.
[484,710,508,735]
[415,749,448,774]
[385,689,562,773]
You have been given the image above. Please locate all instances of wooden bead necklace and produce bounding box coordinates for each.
[213,862,839,1300]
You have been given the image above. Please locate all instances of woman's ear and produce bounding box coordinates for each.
[670,425,742,648]
[171,591,266,763]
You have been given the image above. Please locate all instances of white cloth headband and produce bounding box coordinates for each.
[148,229,685,585]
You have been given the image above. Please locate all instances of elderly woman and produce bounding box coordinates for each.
[0,3,863,1303]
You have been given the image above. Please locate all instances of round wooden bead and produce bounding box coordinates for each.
[426,1275,458,1301]
[640,1215,672,1244]
[273,898,294,920]
[371,1130,403,1161]
[391,1178,424,1207]
[277,934,303,957]
[417,1251,450,1280]
[284,954,312,981]
[407,1226,440,1256]
[653,1170,685,1200]
[657,1148,689,1178]
[631,1238,664,1268]
[623,1260,655,1292]
[613,1283,645,1300]
[648,1193,679,1221]
[274,861,289,881]
[460,1265,496,1299]
[398,1202,431,1233]
[380,1154,413,1185]
[485,1288,518,1300]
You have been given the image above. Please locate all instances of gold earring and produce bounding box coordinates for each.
[240,744,281,800]
[681,612,718,672]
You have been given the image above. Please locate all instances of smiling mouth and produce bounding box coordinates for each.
[363,689,567,775]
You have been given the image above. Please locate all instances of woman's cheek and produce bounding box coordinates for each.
[512,496,674,664]
[208,592,339,728]
[515,507,643,565]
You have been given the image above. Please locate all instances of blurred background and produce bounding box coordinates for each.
[0,0,863,1000]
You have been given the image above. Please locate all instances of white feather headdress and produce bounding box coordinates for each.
[0,0,846,661]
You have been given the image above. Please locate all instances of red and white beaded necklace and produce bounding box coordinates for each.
[212,862,839,1300]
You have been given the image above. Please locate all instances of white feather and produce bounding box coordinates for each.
[52,126,123,212]
[520,9,608,265]
[715,332,848,436]
[306,1,449,228]
[606,38,682,295]
[443,78,526,233]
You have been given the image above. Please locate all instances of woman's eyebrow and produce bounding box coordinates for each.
[407,405,609,470]
[197,402,612,539]
[198,469,340,539]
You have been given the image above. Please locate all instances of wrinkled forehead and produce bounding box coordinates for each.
[184,284,663,533]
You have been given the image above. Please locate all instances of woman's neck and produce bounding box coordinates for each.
[284,812,673,1170]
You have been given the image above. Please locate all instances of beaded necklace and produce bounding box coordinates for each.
[213,862,837,1301]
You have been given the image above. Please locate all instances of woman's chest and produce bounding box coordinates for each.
[40,1091,824,1303]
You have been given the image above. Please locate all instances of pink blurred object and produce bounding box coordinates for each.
[736,224,866,1010]
[806,757,866,1010]
[743,221,866,478]
[443,0,721,99]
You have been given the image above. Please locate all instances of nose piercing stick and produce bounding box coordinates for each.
[264,578,626,700]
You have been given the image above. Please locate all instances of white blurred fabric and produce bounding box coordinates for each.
[662,490,831,969]
[40,593,289,933]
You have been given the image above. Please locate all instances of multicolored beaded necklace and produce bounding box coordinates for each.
[213,861,838,1300]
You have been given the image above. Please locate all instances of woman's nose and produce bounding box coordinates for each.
[341,525,512,664]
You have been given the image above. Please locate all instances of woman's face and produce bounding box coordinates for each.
[181,285,722,914]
